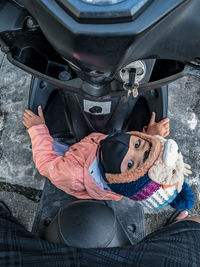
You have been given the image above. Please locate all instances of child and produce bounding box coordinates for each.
[23,106,194,210]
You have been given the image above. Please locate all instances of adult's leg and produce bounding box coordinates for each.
[0,202,79,266]
[78,220,200,267]
[0,203,199,266]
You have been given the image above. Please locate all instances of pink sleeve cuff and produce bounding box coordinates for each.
[28,124,50,139]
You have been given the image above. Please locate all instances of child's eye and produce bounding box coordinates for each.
[127,160,134,169]
[135,140,141,149]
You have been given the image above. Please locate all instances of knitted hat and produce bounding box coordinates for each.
[99,131,194,210]
[100,132,131,174]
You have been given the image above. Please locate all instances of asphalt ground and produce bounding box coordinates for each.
[0,51,199,233]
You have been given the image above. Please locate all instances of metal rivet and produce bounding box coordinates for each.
[58,71,71,81]
[151,89,159,98]
[127,224,136,232]
[26,17,35,28]
[44,218,51,226]
[137,67,144,75]
[121,69,126,73]
[1,46,9,53]
[39,81,47,89]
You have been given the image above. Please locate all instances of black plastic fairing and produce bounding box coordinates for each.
[18,0,189,74]
[55,0,152,23]
[29,74,168,142]
[1,0,200,76]
[1,0,200,96]
[0,0,28,32]
[32,179,146,246]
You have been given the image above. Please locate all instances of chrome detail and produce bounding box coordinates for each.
[120,60,146,83]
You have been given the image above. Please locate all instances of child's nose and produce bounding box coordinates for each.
[136,151,145,167]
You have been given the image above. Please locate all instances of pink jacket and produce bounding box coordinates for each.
[28,124,122,201]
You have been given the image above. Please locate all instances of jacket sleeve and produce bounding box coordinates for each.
[27,124,86,195]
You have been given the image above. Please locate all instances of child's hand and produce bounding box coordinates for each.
[22,106,45,129]
[143,112,170,137]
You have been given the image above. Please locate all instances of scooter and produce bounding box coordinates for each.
[0,0,200,248]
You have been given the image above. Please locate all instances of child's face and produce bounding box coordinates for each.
[120,135,151,173]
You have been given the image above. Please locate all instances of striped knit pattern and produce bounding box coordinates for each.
[108,173,151,197]
[138,186,178,209]
[107,173,178,209]
[130,181,161,201]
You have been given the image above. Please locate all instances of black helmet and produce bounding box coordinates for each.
[44,200,130,248]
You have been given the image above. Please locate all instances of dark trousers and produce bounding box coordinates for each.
[0,208,200,267]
